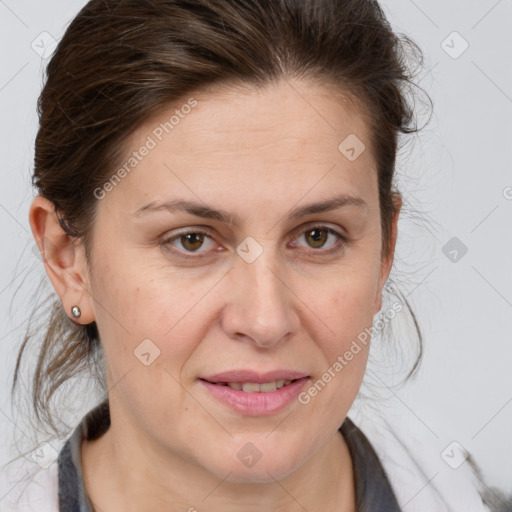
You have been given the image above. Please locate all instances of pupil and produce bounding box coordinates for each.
[183,233,203,251]
[307,228,327,248]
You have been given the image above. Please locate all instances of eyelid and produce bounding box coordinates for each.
[288,221,348,241]
[161,227,219,259]
[161,222,349,260]
[287,223,349,255]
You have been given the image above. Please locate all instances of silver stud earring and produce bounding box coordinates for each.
[71,305,81,319]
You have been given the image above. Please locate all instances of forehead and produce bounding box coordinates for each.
[145,79,371,154]
[101,78,377,216]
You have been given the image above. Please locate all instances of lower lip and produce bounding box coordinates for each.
[199,378,310,416]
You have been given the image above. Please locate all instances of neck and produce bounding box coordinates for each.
[81,413,356,512]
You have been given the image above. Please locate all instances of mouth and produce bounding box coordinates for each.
[199,378,303,393]
[198,374,311,415]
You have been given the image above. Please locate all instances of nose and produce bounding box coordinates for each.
[220,245,299,348]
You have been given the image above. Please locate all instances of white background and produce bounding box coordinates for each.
[0,0,511,505]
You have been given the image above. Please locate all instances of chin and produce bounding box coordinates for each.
[202,444,304,484]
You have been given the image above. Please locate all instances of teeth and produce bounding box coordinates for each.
[225,379,294,392]
[259,381,277,392]
[242,382,261,393]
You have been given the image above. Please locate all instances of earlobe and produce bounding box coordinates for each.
[29,195,95,325]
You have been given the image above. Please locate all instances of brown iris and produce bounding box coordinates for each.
[305,228,328,249]
[180,233,205,251]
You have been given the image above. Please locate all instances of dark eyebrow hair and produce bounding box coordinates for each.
[132,194,367,225]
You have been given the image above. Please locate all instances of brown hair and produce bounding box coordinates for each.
[13,0,428,437]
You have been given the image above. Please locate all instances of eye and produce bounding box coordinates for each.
[162,229,219,259]
[161,224,348,261]
[290,224,348,255]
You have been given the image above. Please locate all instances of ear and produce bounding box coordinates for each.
[28,195,95,325]
[374,193,402,314]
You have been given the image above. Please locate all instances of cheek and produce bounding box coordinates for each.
[310,266,380,340]
[317,289,373,389]
[91,250,216,376]
[299,260,380,388]
[89,258,205,433]
[293,276,375,434]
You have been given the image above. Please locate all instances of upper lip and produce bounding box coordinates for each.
[200,370,310,384]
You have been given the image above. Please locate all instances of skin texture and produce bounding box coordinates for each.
[29,78,400,512]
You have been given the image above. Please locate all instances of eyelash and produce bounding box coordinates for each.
[161,224,349,261]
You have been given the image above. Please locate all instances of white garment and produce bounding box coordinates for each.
[3,412,491,512]
[2,461,59,512]
[353,409,491,512]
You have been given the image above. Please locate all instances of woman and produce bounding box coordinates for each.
[9,0,502,510]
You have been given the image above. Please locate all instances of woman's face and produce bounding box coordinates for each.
[81,79,396,482]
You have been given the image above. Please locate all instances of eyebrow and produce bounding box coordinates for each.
[132,194,368,225]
